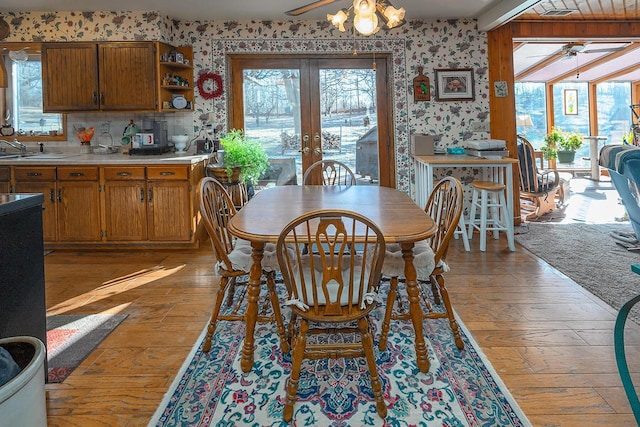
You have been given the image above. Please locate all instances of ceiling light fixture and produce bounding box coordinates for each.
[328,0,406,36]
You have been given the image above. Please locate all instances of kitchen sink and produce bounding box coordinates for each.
[0,152,83,160]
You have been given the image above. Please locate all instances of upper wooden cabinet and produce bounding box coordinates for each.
[42,41,193,113]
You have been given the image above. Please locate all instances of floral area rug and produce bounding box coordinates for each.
[47,313,127,383]
[150,283,530,426]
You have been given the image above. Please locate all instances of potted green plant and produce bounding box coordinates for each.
[557,131,584,163]
[218,129,269,185]
[541,127,563,167]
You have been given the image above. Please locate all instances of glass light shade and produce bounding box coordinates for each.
[353,0,377,16]
[383,6,405,28]
[354,12,379,36]
[327,10,349,32]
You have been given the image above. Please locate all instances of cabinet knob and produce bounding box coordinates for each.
[117,171,131,176]
[160,171,175,176]
[26,172,42,177]
[69,172,85,177]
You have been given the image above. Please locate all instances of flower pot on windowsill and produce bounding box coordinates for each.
[557,150,576,164]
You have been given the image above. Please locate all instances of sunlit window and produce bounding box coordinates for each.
[1,45,65,141]
[515,82,547,148]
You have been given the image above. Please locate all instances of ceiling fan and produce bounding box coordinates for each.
[286,0,341,16]
[558,42,629,59]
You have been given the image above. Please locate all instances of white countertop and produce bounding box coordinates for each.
[0,151,211,165]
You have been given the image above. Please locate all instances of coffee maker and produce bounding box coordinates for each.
[130,120,170,155]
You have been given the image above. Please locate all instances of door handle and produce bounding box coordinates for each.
[314,133,321,144]
[148,188,153,203]
[299,134,310,155]
[140,188,145,202]
[314,147,323,155]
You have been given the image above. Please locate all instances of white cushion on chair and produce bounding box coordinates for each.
[216,238,280,274]
[380,240,444,280]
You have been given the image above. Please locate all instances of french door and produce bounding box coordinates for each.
[229,55,394,187]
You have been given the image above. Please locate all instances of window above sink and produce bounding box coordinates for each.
[0,42,67,143]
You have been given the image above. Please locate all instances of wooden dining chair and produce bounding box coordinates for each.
[378,176,465,351]
[276,209,388,421]
[302,159,357,186]
[198,177,288,353]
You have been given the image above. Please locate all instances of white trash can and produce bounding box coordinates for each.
[0,336,47,427]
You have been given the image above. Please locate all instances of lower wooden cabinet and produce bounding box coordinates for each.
[13,166,58,241]
[14,166,101,242]
[103,166,148,241]
[57,166,101,242]
[7,160,204,248]
[0,167,10,193]
[147,166,192,242]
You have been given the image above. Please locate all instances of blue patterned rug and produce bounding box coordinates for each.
[150,284,530,426]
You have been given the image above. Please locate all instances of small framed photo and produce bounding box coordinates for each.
[175,52,184,64]
[435,68,474,101]
[563,89,578,115]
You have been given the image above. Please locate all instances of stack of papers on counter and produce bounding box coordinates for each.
[466,139,506,150]
[465,139,508,159]
[465,149,509,159]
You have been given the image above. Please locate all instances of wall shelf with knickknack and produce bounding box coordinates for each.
[157,43,194,112]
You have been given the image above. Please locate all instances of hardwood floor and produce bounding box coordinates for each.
[43,178,640,426]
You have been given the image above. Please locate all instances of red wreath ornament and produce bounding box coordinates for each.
[197,72,223,100]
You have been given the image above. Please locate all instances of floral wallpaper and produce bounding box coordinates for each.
[0,11,490,193]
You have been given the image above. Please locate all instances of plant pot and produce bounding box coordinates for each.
[557,150,576,164]
[0,336,47,427]
[206,165,242,183]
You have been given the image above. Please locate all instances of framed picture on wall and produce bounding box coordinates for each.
[563,89,578,115]
[435,68,474,101]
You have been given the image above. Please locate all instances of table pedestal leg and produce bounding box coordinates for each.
[241,242,264,373]
[402,243,430,373]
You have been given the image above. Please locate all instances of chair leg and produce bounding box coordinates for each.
[499,191,516,252]
[378,277,399,351]
[225,277,237,307]
[359,317,388,419]
[266,271,290,353]
[283,320,308,422]
[468,189,479,240]
[431,273,464,350]
[203,276,231,353]
[479,189,488,251]
[430,279,441,305]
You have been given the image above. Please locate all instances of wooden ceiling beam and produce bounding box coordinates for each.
[591,61,640,85]
[515,49,564,81]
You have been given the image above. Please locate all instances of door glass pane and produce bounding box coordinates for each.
[319,68,378,184]
[242,69,302,187]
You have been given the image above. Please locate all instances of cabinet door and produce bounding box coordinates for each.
[42,43,100,112]
[57,181,101,241]
[147,180,191,241]
[103,180,148,241]
[13,182,57,241]
[99,43,157,111]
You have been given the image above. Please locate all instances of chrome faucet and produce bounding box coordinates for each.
[0,139,27,153]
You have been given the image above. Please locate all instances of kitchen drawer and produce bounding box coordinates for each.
[14,166,56,182]
[102,166,146,180]
[147,165,188,180]
[58,166,99,181]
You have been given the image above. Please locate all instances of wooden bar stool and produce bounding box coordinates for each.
[467,180,515,252]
